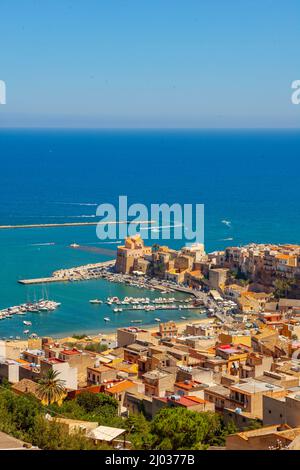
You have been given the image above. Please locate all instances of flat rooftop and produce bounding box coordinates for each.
[231,380,283,394]
[0,431,29,450]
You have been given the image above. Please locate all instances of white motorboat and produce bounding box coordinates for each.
[90,299,103,304]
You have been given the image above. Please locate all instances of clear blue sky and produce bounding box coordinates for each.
[0,0,299,127]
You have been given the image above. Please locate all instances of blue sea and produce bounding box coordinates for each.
[0,129,299,338]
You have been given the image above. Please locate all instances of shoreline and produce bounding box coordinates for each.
[94,315,210,342]
[5,315,210,348]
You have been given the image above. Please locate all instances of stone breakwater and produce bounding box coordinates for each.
[0,220,154,230]
[18,260,115,284]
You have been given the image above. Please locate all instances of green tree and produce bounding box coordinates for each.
[273,278,294,299]
[37,369,66,405]
[84,342,108,353]
[126,412,150,434]
[31,415,110,450]
[48,391,120,425]
[76,391,102,413]
[0,389,40,434]
[125,413,152,449]
[0,388,114,449]
[72,334,88,340]
[76,391,118,413]
[149,408,234,450]
[0,378,11,389]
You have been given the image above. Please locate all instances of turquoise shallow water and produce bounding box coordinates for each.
[0,129,299,337]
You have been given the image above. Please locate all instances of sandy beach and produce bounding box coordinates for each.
[4,316,211,350]
[58,316,211,344]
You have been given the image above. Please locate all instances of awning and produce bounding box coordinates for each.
[88,426,126,442]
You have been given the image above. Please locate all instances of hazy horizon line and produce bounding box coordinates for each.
[0,126,300,131]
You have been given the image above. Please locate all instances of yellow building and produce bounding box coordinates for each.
[218,332,252,348]
[159,321,178,338]
[238,291,270,313]
[115,235,152,274]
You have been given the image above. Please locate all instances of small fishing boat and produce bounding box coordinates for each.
[23,330,30,334]
[155,318,161,322]
[104,317,111,322]
[23,320,32,326]
[89,299,103,304]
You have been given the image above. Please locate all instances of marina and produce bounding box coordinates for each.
[0,228,213,340]
[18,262,180,296]
[0,300,61,321]
[103,295,206,313]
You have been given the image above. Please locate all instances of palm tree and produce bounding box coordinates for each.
[37,369,66,406]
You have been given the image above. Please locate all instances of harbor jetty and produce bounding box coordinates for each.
[18,260,115,285]
[0,220,154,230]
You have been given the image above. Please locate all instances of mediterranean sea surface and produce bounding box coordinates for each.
[0,129,299,338]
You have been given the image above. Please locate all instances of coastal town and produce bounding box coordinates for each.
[2,235,300,450]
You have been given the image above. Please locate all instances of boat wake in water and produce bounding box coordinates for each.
[52,202,98,206]
[29,242,56,246]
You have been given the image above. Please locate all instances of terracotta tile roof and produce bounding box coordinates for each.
[188,270,203,278]
[88,365,111,373]
[276,254,292,260]
[175,381,203,390]
[61,349,81,356]
[187,395,207,404]
[106,380,135,394]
